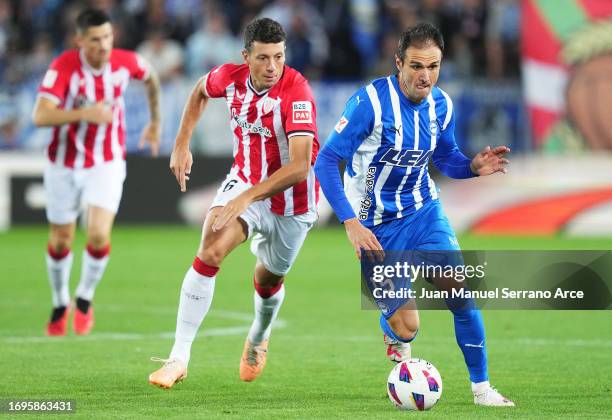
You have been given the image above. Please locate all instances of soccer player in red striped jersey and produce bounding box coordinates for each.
[32,9,161,337]
[149,18,319,388]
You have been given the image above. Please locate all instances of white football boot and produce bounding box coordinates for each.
[384,334,411,362]
[473,383,515,407]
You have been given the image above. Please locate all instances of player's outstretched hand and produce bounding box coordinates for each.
[470,145,510,176]
[212,194,251,232]
[82,100,113,125]
[139,121,160,157]
[169,145,193,192]
[344,218,385,261]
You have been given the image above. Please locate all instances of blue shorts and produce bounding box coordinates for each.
[371,199,460,251]
[363,199,462,317]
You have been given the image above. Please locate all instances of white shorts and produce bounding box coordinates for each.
[211,173,317,276]
[44,160,126,225]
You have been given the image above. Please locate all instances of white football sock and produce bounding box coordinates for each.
[170,266,216,365]
[46,251,73,307]
[247,284,285,345]
[75,248,109,302]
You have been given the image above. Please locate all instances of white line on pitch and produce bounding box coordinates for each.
[0,310,286,344]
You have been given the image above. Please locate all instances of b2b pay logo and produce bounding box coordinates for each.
[292,101,312,123]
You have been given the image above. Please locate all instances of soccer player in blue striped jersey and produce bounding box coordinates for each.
[314,23,514,407]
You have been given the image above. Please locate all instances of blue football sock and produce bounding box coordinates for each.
[448,300,489,383]
[379,314,418,343]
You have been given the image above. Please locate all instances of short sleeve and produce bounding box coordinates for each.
[323,87,375,160]
[37,56,71,105]
[128,52,150,81]
[281,81,317,139]
[203,65,232,98]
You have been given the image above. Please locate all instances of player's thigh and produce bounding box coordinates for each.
[250,211,316,277]
[44,164,81,225]
[82,160,126,218]
[197,206,248,265]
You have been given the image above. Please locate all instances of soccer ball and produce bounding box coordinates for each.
[387,358,443,410]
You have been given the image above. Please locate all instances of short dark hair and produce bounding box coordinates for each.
[76,9,111,33]
[243,18,286,52]
[397,22,444,62]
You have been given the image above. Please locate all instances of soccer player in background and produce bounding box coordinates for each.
[148,18,319,388]
[314,23,515,407]
[32,9,161,336]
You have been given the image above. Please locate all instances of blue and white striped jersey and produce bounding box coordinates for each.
[323,75,472,227]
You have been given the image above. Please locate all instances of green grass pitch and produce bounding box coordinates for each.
[1,226,611,418]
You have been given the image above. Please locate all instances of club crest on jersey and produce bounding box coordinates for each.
[429,120,439,136]
[334,116,349,134]
[292,101,312,123]
[263,97,278,114]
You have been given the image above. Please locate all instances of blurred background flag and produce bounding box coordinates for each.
[521,0,612,151]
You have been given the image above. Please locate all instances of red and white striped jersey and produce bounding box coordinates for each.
[204,63,320,216]
[37,49,149,168]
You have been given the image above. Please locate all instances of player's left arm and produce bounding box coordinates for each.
[139,67,161,156]
[126,52,161,156]
[433,104,509,178]
[211,135,312,232]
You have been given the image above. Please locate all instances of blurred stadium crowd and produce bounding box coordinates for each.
[0,0,521,151]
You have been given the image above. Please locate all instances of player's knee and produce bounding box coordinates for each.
[254,264,284,288]
[198,246,226,268]
[49,229,73,251]
[388,316,419,341]
[87,231,110,250]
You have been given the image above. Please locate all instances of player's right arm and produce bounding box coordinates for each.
[170,65,232,192]
[32,97,113,127]
[32,54,112,127]
[169,75,209,192]
[314,89,383,259]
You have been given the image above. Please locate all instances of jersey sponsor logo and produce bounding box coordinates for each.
[42,69,58,88]
[334,116,349,134]
[232,110,272,137]
[379,148,433,168]
[292,101,312,123]
[429,120,439,136]
[359,167,377,220]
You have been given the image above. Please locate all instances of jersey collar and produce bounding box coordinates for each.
[247,65,286,97]
[79,49,109,76]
